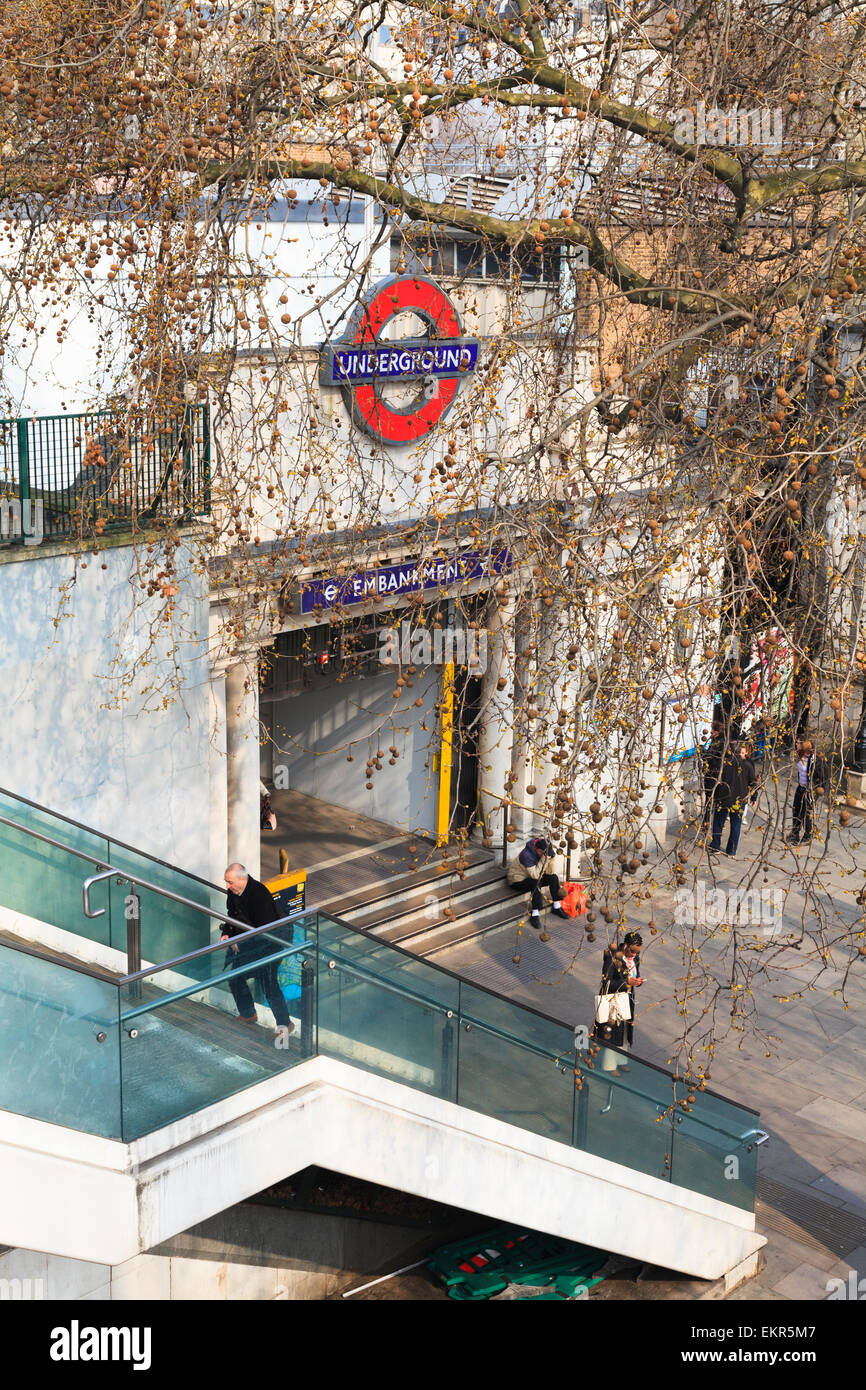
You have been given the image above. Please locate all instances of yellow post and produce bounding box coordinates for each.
[436,661,455,847]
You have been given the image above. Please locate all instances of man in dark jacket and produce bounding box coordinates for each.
[223,862,293,1038]
[708,743,756,858]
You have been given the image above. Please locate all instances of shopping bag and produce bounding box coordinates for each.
[559,881,587,918]
[594,991,632,1025]
[275,927,306,1003]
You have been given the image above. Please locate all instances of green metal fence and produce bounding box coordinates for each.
[0,405,211,545]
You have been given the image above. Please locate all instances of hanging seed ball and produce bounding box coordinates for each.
[512,954,521,964]
[840,810,851,825]
[539,930,551,942]
[587,932,596,942]
[365,781,374,789]
[526,784,537,795]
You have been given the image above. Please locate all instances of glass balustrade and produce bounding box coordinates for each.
[0,784,224,960]
[0,879,760,1214]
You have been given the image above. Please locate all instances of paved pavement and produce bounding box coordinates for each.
[436,778,866,1301]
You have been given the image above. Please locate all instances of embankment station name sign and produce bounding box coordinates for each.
[320,274,479,446]
[298,548,511,614]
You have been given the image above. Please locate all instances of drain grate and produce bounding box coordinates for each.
[756,1175,866,1258]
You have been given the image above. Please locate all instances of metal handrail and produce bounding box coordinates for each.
[478,785,584,875]
[120,940,310,1022]
[324,951,455,1017]
[117,911,312,985]
[459,1009,575,1066]
[0,809,308,982]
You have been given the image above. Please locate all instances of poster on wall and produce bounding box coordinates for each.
[662,686,718,763]
[739,628,795,748]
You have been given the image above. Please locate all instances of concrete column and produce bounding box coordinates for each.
[531,601,580,829]
[209,669,229,889]
[509,600,534,839]
[225,659,261,879]
[478,593,516,845]
[644,714,669,850]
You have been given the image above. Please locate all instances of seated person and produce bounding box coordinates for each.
[506,836,568,929]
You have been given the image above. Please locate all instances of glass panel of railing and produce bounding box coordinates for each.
[0,941,121,1138]
[574,1046,677,1183]
[456,1020,576,1143]
[669,1106,758,1211]
[0,790,111,947]
[456,982,576,1143]
[458,981,576,1060]
[316,914,459,1099]
[107,840,222,964]
[118,920,316,1140]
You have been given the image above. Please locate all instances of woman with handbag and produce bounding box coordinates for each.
[593,931,644,1075]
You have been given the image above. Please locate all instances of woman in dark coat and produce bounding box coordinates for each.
[593,931,644,1073]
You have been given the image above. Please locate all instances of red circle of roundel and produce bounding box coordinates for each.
[346,276,468,445]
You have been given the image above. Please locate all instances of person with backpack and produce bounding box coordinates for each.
[506,836,568,928]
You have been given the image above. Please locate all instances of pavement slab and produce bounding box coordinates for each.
[795,1097,866,1144]
[810,1167,866,1210]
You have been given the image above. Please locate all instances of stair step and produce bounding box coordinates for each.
[347,862,507,930]
[369,878,517,944]
[312,844,493,919]
[409,898,531,957]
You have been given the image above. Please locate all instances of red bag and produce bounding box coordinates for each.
[559,881,587,918]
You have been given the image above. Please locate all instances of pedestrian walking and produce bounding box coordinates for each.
[223,862,294,1042]
[506,836,568,928]
[699,720,726,835]
[707,741,756,858]
[592,930,644,1073]
[738,740,760,834]
[787,739,828,847]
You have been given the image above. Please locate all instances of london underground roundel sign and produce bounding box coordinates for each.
[320,275,479,446]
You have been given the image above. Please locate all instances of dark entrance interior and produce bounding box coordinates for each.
[451,670,483,834]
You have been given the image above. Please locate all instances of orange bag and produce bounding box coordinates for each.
[559,881,587,918]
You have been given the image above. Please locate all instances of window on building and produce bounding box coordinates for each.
[390,235,558,284]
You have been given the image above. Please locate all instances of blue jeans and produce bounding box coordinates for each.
[709,806,743,857]
[226,937,291,1028]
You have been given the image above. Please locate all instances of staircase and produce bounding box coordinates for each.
[324,844,529,956]
[0,786,765,1284]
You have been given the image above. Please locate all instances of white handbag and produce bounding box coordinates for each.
[594,991,632,1025]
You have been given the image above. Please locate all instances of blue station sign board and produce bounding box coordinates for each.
[300,549,511,614]
[321,338,480,386]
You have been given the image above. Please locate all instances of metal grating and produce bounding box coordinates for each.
[755,1175,866,1259]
